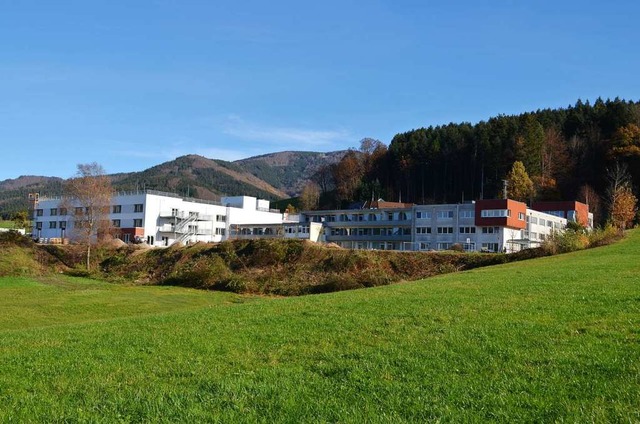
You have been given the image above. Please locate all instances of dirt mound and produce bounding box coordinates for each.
[98,238,516,296]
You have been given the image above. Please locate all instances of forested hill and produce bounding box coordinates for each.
[327,98,638,222]
[0,152,347,219]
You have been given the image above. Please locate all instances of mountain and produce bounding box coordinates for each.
[0,151,348,219]
[234,150,348,196]
[111,154,288,200]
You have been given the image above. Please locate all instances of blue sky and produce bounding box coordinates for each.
[1,0,639,180]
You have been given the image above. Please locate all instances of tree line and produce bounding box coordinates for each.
[302,98,640,226]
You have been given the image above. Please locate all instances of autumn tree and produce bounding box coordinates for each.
[12,210,30,231]
[606,163,638,230]
[505,161,534,202]
[64,163,113,270]
[332,150,363,206]
[299,182,320,211]
[611,123,640,158]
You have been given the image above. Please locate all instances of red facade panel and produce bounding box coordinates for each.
[475,199,527,229]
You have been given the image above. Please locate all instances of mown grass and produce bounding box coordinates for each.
[1,230,639,422]
[0,220,15,229]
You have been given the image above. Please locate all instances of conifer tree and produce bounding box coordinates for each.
[505,161,534,202]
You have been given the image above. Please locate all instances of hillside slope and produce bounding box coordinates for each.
[0,176,63,219]
[234,150,347,196]
[112,154,287,200]
[0,231,638,422]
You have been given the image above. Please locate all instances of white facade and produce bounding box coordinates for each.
[32,190,285,247]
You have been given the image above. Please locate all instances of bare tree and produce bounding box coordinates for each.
[578,184,602,225]
[64,163,113,270]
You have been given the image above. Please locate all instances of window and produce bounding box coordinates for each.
[482,227,500,234]
[437,242,451,250]
[50,208,57,216]
[437,227,453,234]
[60,208,68,216]
[112,205,122,214]
[462,242,476,251]
[49,221,57,229]
[416,227,432,234]
[530,217,538,225]
[36,209,43,216]
[482,243,500,252]
[216,215,226,222]
[416,211,432,219]
[59,221,66,229]
[547,220,553,228]
[419,242,430,250]
[459,210,474,219]
[539,219,546,227]
[134,204,144,213]
[544,210,565,218]
[133,219,143,227]
[112,219,121,228]
[518,212,525,220]
[459,226,476,234]
[36,222,42,230]
[436,210,454,219]
[215,228,226,236]
[481,209,510,218]
[75,207,83,215]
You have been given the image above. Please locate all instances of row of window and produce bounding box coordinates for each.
[37,219,143,230]
[481,209,511,218]
[416,210,475,219]
[37,204,144,217]
[416,226,494,235]
[330,228,412,236]
[316,209,477,222]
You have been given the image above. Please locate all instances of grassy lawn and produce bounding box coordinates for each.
[1,231,639,422]
[0,220,15,229]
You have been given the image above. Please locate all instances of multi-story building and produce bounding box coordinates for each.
[32,190,284,247]
[302,199,591,253]
[32,189,591,253]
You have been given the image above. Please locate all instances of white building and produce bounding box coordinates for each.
[32,190,285,247]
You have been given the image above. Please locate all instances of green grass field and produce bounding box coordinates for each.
[1,231,639,422]
[0,220,15,229]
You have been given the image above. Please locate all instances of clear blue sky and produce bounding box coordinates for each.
[1,0,639,180]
